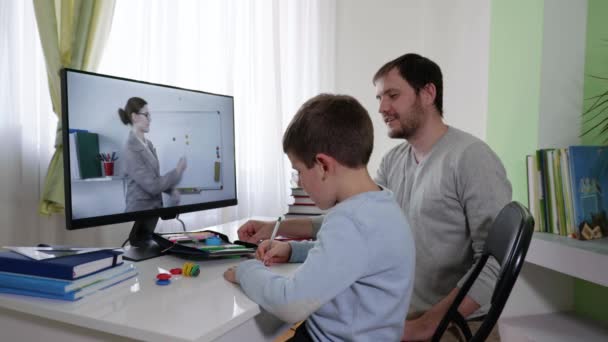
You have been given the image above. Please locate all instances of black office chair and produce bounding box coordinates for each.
[431,201,535,342]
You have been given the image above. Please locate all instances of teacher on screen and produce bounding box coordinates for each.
[118,97,187,212]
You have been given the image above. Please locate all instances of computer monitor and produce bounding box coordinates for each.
[61,69,237,261]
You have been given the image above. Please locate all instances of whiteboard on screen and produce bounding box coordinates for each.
[147,111,223,190]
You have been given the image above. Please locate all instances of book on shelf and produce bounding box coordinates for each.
[526,155,542,232]
[560,149,576,235]
[0,262,136,295]
[526,145,608,239]
[0,249,123,280]
[68,132,81,179]
[567,146,608,238]
[0,265,137,301]
[74,131,101,179]
[535,150,548,232]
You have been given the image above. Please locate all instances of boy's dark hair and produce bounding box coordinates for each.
[283,94,373,169]
[373,53,444,116]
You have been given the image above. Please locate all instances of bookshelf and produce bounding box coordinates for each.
[500,312,608,341]
[526,233,608,287]
[72,176,125,182]
[498,233,608,341]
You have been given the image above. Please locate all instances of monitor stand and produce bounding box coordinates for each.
[123,217,163,262]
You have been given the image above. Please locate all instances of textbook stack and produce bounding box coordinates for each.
[526,146,608,240]
[0,248,137,301]
[285,187,327,218]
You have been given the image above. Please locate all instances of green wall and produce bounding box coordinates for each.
[575,0,608,323]
[488,0,608,325]
[575,279,608,322]
[486,0,544,205]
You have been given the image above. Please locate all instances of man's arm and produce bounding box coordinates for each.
[402,289,479,341]
[454,142,511,309]
[403,142,511,341]
[237,216,323,243]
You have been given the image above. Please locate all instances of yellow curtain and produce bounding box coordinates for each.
[33,0,116,215]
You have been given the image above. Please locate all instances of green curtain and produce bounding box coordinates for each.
[33,0,116,215]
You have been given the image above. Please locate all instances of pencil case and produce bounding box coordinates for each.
[151,230,257,260]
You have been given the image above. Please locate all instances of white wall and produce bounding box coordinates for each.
[335,0,491,173]
[537,0,587,149]
[422,0,491,142]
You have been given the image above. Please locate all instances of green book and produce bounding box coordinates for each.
[75,132,101,179]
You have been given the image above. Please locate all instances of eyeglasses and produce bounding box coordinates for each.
[137,112,151,119]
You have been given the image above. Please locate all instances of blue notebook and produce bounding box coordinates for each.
[0,262,135,295]
[0,268,137,301]
[568,146,608,236]
[0,249,123,280]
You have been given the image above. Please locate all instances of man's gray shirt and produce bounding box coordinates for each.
[313,126,511,313]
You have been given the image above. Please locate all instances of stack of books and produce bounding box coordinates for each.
[285,187,327,218]
[526,145,608,240]
[0,247,137,301]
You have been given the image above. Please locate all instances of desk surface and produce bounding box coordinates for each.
[0,218,299,342]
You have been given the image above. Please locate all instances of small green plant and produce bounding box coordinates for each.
[581,39,608,144]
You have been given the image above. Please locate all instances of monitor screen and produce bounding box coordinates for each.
[61,69,237,261]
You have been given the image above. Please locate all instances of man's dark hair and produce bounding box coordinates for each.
[283,94,374,169]
[373,53,443,115]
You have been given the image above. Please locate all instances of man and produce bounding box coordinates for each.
[238,53,511,341]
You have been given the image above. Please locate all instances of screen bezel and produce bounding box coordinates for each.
[61,68,237,230]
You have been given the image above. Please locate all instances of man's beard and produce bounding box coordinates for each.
[389,102,424,140]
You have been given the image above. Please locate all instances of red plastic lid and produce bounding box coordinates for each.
[156,273,172,280]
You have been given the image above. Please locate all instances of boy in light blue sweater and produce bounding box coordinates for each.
[223,94,415,341]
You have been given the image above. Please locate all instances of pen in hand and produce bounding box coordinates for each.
[264,216,283,265]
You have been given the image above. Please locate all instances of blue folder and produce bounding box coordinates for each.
[0,250,123,280]
[0,270,137,301]
[0,262,135,295]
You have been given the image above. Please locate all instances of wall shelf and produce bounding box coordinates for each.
[525,233,608,287]
[72,176,125,182]
[499,312,608,342]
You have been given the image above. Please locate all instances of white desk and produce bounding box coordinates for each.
[0,218,299,342]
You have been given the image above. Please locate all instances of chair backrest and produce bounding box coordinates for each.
[485,202,535,310]
[431,201,535,342]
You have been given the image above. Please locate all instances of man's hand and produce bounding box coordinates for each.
[237,220,274,243]
[256,240,291,266]
[223,266,239,284]
[401,311,440,341]
[402,289,480,341]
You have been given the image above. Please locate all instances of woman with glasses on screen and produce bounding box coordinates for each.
[118,97,187,212]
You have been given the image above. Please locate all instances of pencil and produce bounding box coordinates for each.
[268,216,283,249]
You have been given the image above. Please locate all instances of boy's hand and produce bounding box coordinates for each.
[256,240,291,266]
[237,220,274,243]
[223,266,239,284]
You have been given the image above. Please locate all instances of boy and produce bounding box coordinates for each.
[223,94,415,341]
